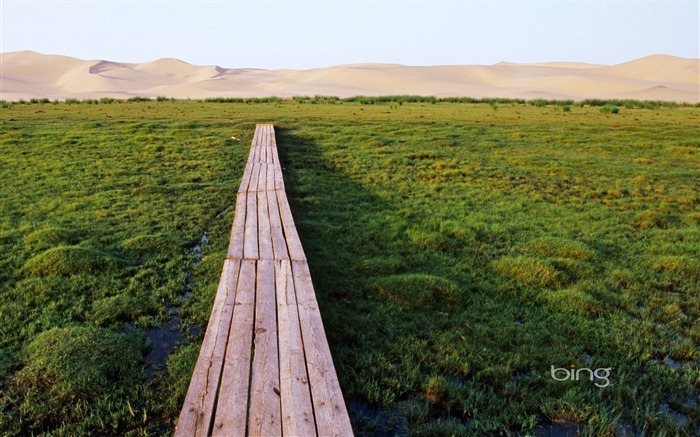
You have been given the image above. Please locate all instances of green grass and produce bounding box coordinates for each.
[1,99,698,436]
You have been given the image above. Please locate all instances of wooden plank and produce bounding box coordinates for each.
[274,164,285,192]
[257,162,268,192]
[248,129,259,164]
[257,190,274,260]
[276,188,306,261]
[248,259,282,436]
[268,128,275,164]
[261,134,269,163]
[240,127,260,192]
[257,127,265,161]
[260,125,270,164]
[175,259,240,437]
[266,189,289,260]
[227,192,247,260]
[266,164,275,191]
[238,151,254,194]
[251,125,261,148]
[212,260,256,437]
[276,259,317,436]
[243,189,258,259]
[269,127,279,165]
[249,162,261,192]
[253,129,262,163]
[292,260,353,437]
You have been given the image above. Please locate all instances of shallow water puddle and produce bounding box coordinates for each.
[144,229,209,374]
[145,316,183,374]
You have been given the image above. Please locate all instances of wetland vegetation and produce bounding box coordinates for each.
[1,98,698,435]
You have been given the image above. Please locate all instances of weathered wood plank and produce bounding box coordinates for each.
[276,189,306,261]
[257,190,274,260]
[257,161,268,192]
[292,260,354,437]
[269,127,279,165]
[243,188,258,260]
[175,259,240,437]
[249,161,261,191]
[248,259,282,435]
[266,189,289,260]
[276,259,317,436]
[253,132,262,163]
[257,125,266,160]
[274,164,286,192]
[238,152,254,194]
[252,125,261,148]
[266,164,275,192]
[261,134,269,163]
[227,192,247,260]
[212,259,256,437]
[264,124,272,155]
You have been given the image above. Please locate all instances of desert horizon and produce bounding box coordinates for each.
[2,50,698,102]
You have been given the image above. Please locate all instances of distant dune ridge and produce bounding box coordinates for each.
[1,51,698,102]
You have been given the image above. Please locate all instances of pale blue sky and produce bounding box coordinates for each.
[2,1,698,69]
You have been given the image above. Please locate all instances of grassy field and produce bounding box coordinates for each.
[1,99,698,436]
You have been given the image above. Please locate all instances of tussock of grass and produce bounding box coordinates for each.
[8,326,144,434]
[22,226,78,248]
[369,274,462,306]
[633,211,670,229]
[540,288,598,315]
[88,294,152,326]
[22,246,122,277]
[522,237,595,261]
[492,256,561,287]
[360,255,406,276]
[121,233,180,254]
[650,255,699,279]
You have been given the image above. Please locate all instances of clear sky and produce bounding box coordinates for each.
[2,0,698,69]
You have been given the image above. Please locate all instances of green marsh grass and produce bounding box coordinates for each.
[1,99,698,435]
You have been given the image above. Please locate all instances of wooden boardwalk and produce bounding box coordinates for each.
[175,125,353,437]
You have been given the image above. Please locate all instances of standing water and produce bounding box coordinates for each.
[144,231,208,374]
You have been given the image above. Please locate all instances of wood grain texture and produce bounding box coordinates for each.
[243,189,258,260]
[266,164,275,192]
[292,260,354,437]
[257,190,274,260]
[248,259,281,436]
[257,161,267,192]
[212,260,256,436]
[274,164,285,192]
[175,259,240,437]
[269,127,279,165]
[227,193,247,260]
[276,189,306,261]
[276,259,316,436]
[267,189,289,261]
[238,153,254,194]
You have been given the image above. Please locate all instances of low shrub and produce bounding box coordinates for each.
[599,105,620,114]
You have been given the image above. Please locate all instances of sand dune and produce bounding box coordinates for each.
[1,51,697,102]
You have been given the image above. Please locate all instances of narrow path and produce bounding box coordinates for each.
[175,124,353,436]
